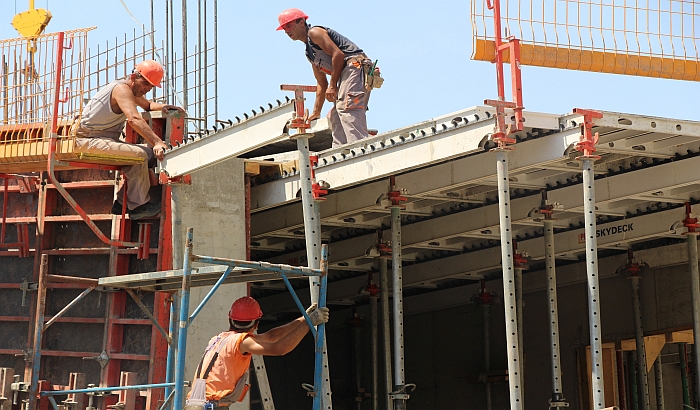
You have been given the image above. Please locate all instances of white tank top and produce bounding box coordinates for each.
[77,80,128,139]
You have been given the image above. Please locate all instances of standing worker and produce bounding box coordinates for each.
[187,296,329,409]
[74,60,183,219]
[277,8,382,147]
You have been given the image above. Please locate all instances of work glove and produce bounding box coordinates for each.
[306,304,330,326]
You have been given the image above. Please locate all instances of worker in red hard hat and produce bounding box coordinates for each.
[277,8,380,147]
[187,296,329,409]
[73,60,184,219]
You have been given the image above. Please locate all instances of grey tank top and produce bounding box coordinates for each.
[77,80,127,139]
[305,25,363,73]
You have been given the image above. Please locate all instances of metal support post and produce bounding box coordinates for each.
[172,228,194,410]
[544,219,567,408]
[653,357,664,410]
[370,289,379,410]
[495,150,524,410]
[515,264,524,402]
[679,343,691,408]
[483,304,492,410]
[582,156,606,409]
[313,246,330,410]
[352,313,363,410]
[687,233,700,407]
[629,352,640,410]
[164,293,178,402]
[391,206,407,410]
[28,254,48,410]
[631,274,650,410]
[379,258,393,410]
[283,83,332,410]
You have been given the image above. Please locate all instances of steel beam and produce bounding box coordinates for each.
[160,101,294,177]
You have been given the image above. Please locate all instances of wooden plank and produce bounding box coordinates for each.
[666,329,694,344]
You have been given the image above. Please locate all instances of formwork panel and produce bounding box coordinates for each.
[0,322,28,349]
[121,325,153,356]
[52,222,112,248]
[43,356,102,387]
[54,188,115,216]
[45,289,106,318]
[51,255,109,279]
[43,323,104,353]
[0,289,30,316]
[120,361,150,385]
[124,292,155,319]
[0,258,34,282]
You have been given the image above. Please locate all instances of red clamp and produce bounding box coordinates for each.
[309,156,327,200]
[683,202,700,234]
[159,172,192,185]
[376,242,392,256]
[473,281,497,305]
[512,239,529,268]
[573,108,603,159]
[484,99,517,148]
[366,283,380,297]
[386,176,407,208]
[280,84,317,134]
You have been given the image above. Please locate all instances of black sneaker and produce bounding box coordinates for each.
[128,202,162,220]
[111,201,124,215]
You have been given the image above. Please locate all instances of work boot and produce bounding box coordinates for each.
[111,201,124,215]
[128,202,162,220]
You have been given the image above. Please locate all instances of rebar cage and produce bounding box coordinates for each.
[0,28,92,170]
[471,0,700,81]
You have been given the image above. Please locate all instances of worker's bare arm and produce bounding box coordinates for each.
[134,96,185,114]
[309,65,328,121]
[112,85,167,160]
[308,27,344,102]
[256,317,306,343]
[240,318,309,356]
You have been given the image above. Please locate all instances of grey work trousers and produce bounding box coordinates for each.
[329,60,371,147]
[74,136,153,209]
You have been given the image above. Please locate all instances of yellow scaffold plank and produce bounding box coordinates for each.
[473,39,700,82]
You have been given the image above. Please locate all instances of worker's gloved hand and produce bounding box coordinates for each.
[307,306,330,326]
[306,303,318,315]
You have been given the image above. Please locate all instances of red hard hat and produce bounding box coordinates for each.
[135,60,163,88]
[229,296,263,321]
[276,8,308,31]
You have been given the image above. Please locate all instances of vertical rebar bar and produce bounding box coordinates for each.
[544,219,566,407]
[181,0,188,113]
[172,228,193,410]
[483,304,492,410]
[379,258,393,410]
[582,157,605,409]
[679,343,691,408]
[391,206,406,410]
[203,0,208,126]
[496,150,523,410]
[631,274,650,410]
[370,291,379,410]
[688,233,700,407]
[653,356,664,410]
[196,0,202,127]
[213,0,218,122]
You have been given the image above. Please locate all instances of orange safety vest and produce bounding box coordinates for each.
[191,331,253,401]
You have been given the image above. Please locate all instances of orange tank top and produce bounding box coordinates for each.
[194,331,253,401]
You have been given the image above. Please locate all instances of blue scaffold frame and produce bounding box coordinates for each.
[40,227,330,410]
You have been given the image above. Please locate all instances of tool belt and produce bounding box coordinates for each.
[347,55,384,90]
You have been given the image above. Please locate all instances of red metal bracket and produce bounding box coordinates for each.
[366,282,380,297]
[484,0,525,149]
[512,239,529,269]
[158,172,192,185]
[386,176,407,208]
[137,223,152,260]
[280,84,317,133]
[573,108,603,159]
[474,280,498,305]
[683,202,700,234]
[309,156,327,200]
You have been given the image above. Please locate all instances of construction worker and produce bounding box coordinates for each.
[73,60,183,220]
[277,8,375,147]
[189,296,329,409]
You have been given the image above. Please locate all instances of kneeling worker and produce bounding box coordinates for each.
[74,60,183,219]
[189,296,329,409]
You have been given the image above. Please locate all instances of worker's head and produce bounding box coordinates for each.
[133,60,164,90]
[228,296,263,332]
[276,8,308,40]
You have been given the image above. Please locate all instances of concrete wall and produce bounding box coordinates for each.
[176,159,248,408]
[260,243,699,410]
